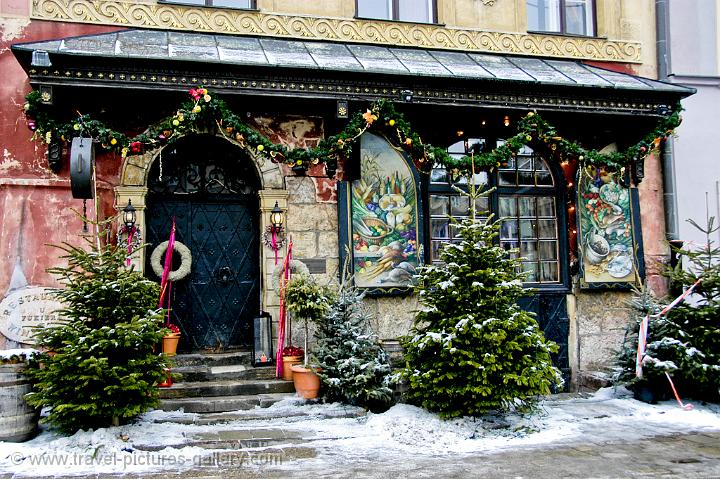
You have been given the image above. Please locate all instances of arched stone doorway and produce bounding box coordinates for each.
[114,132,287,352]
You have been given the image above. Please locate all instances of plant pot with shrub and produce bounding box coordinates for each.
[284,274,333,399]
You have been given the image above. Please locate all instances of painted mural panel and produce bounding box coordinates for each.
[350,133,419,289]
[578,166,639,287]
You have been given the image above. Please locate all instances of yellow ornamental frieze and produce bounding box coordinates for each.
[32,0,642,63]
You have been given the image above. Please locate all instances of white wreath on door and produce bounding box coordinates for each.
[150,240,192,281]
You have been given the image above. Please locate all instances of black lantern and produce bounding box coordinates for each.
[400,89,413,103]
[252,312,274,366]
[122,199,137,230]
[270,201,284,231]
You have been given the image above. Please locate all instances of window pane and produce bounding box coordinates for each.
[450,196,470,216]
[358,0,391,19]
[536,171,553,186]
[537,219,557,239]
[430,195,449,216]
[501,220,518,239]
[519,197,535,217]
[475,197,490,214]
[519,171,535,186]
[432,219,450,238]
[540,261,559,282]
[522,262,539,282]
[517,156,533,170]
[447,140,466,155]
[537,197,555,217]
[565,0,594,36]
[431,240,445,262]
[538,240,558,260]
[431,168,448,184]
[520,240,538,261]
[527,0,561,32]
[499,197,517,217]
[398,0,433,22]
[212,0,253,7]
[519,219,535,238]
[499,171,516,186]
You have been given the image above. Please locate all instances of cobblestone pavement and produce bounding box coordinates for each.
[3,393,719,479]
[2,431,718,479]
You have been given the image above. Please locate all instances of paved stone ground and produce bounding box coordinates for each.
[2,431,718,479]
[3,393,719,479]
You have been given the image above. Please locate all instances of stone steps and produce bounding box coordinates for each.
[159,350,297,414]
[158,392,292,414]
[170,351,252,368]
[159,378,295,400]
[172,364,276,382]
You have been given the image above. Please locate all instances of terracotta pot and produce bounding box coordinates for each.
[162,333,181,356]
[281,355,303,381]
[291,364,321,399]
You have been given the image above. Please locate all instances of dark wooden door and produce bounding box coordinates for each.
[517,294,570,387]
[145,135,261,351]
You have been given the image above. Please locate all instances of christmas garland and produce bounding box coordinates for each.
[24,87,682,177]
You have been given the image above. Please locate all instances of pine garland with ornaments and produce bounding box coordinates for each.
[24,87,682,177]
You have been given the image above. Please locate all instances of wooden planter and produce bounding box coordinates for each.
[281,355,303,381]
[291,364,321,399]
[0,363,39,442]
[162,333,181,356]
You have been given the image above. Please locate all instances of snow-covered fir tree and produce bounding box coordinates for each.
[26,237,168,433]
[401,179,562,418]
[313,274,394,411]
[615,216,720,402]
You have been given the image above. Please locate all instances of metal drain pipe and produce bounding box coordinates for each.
[656,0,680,241]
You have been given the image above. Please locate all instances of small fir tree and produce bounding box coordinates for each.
[401,179,562,418]
[313,272,394,411]
[615,217,720,401]
[26,239,168,434]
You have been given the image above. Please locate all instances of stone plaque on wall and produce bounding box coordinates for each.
[0,287,65,345]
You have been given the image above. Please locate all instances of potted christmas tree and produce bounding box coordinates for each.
[25,235,169,433]
[284,274,333,398]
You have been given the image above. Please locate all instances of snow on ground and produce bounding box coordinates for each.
[1,387,720,477]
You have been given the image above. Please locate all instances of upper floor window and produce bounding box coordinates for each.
[162,0,255,8]
[527,0,596,36]
[357,0,436,23]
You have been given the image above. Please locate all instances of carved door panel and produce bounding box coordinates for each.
[183,200,259,350]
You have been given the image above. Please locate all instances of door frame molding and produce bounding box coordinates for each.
[114,132,288,319]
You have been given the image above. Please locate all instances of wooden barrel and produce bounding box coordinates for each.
[0,363,39,442]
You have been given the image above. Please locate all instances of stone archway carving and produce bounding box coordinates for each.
[119,133,284,190]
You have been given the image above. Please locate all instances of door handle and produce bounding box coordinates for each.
[216,266,233,284]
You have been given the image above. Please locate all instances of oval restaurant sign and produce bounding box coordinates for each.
[0,287,65,344]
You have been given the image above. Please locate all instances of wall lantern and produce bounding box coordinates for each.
[252,311,275,366]
[263,201,286,264]
[31,50,52,67]
[400,89,413,103]
[117,199,142,266]
[123,199,137,230]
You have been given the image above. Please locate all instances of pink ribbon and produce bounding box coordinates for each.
[158,218,176,326]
